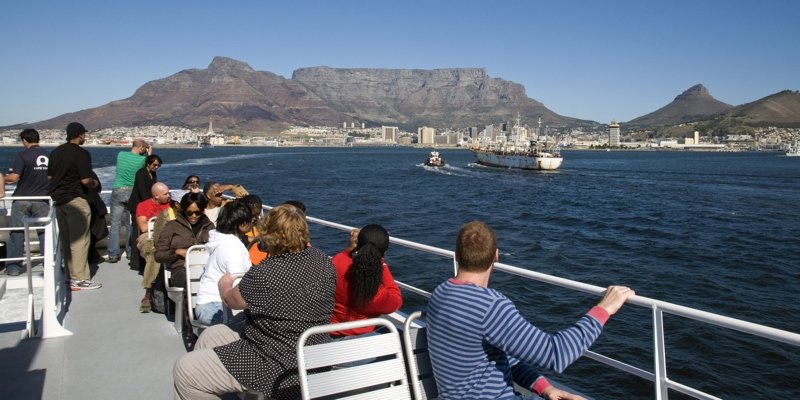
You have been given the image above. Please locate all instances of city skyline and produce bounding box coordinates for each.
[1,0,798,127]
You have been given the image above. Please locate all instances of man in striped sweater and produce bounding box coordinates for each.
[427,221,635,399]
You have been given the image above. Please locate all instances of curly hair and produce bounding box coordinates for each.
[258,204,308,255]
[348,224,389,309]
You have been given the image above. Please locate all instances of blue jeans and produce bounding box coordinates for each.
[7,200,50,270]
[108,187,132,258]
[195,301,225,326]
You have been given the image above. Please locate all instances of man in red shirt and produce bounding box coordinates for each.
[135,182,171,311]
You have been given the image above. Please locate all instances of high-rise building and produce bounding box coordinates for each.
[609,119,620,147]
[382,126,399,143]
[418,126,435,144]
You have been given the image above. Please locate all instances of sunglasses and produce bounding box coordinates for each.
[185,210,203,216]
[188,180,199,184]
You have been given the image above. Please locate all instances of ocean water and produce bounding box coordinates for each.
[4,145,798,398]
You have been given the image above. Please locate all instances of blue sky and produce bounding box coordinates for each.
[1,0,798,127]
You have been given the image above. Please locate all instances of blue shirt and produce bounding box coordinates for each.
[427,279,605,399]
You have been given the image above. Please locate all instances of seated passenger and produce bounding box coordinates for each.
[330,224,403,337]
[202,181,248,225]
[135,182,172,312]
[239,194,263,244]
[427,221,635,400]
[173,204,337,399]
[154,192,214,288]
[248,199,306,266]
[194,201,252,325]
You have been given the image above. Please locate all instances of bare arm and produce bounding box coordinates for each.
[136,215,149,234]
[4,173,20,184]
[218,273,247,310]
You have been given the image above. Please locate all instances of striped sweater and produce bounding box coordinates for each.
[427,278,609,399]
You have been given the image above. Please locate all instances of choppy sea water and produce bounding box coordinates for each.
[5,145,798,398]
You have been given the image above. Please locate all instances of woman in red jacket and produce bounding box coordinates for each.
[330,224,403,336]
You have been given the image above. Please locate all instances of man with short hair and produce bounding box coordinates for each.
[135,182,171,312]
[48,122,101,291]
[427,221,635,400]
[4,129,50,276]
[107,138,150,263]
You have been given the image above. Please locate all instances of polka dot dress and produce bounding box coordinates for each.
[214,246,337,398]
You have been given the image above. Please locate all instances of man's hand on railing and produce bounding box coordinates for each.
[596,286,635,316]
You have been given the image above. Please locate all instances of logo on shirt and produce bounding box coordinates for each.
[36,155,49,169]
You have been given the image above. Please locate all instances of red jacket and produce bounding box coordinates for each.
[330,250,403,336]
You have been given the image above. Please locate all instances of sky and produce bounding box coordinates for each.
[1,0,798,127]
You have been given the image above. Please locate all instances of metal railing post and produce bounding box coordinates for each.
[23,218,37,338]
[38,211,72,339]
[653,305,669,399]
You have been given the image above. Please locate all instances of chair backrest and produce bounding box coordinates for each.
[184,244,209,323]
[402,311,438,400]
[297,318,412,400]
[147,216,156,239]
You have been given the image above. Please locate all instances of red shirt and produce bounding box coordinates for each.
[330,250,403,336]
[136,199,171,220]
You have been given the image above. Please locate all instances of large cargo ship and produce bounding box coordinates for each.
[471,115,563,170]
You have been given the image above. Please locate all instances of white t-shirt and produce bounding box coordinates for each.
[196,230,250,305]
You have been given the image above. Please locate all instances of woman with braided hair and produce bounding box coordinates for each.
[329,224,403,337]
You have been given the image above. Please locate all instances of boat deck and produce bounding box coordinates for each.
[0,255,186,399]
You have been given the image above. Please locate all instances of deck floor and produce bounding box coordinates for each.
[0,256,187,400]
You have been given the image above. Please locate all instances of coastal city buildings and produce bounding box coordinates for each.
[418,126,435,144]
[609,119,620,147]
[381,126,399,143]
[1,122,796,151]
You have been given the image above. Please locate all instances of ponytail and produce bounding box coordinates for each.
[348,242,384,309]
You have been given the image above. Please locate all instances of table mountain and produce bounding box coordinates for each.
[26,57,588,133]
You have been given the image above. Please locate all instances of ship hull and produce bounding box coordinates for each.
[473,149,563,170]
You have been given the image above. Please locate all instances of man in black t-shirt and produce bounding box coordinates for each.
[4,129,51,276]
[48,122,102,291]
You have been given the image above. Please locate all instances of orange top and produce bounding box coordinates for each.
[248,241,269,266]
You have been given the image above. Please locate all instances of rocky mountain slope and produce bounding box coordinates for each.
[27,57,589,133]
[626,84,732,128]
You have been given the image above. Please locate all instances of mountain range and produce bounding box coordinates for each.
[11,56,800,135]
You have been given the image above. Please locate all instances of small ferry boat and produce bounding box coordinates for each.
[786,139,799,157]
[471,115,563,170]
[424,150,445,167]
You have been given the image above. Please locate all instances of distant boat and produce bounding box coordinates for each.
[786,139,800,157]
[471,114,563,170]
[425,150,445,167]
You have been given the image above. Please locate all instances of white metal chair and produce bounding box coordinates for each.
[146,216,156,239]
[402,311,438,400]
[296,318,412,400]
[184,245,210,336]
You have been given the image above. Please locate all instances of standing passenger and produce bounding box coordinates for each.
[107,138,150,263]
[427,221,635,400]
[128,154,162,272]
[4,128,50,276]
[48,122,101,291]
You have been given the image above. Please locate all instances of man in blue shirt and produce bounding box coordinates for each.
[4,129,50,276]
[427,221,634,399]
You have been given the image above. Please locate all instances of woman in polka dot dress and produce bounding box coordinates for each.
[173,204,337,399]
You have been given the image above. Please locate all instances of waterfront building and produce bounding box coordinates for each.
[609,119,620,147]
[381,126,399,143]
[418,126,435,144]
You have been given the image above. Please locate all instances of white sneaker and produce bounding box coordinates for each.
[70,280,102,291]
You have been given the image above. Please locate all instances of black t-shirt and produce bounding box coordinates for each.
[9,146,50,197]
[47,142,93,206]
